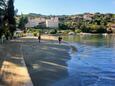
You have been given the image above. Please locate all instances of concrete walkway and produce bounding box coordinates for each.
[0,41,33,86]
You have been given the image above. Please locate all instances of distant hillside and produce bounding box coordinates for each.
[27,13,45,17]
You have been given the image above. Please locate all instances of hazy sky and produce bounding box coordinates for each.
[14,0,115,15]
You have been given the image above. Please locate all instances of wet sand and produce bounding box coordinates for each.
[20,37,70,86]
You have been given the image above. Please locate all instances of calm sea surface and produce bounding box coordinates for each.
[53,34,115,86]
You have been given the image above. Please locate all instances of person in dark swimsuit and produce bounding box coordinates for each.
[58,36,62,44]
[38,35,41,43]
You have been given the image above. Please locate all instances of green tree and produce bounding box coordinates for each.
[7,0,16,38]
[0,0,7,38]
[59,23,68,30]
[0,0,16,39]
[18,15,28,30]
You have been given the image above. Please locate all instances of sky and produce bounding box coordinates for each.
[14,0,115,15]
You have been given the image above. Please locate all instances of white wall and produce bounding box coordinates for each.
[46,17,59,28]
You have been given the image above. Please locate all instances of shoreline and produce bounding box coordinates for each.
[79,32,115,35]
[20,36,71,86]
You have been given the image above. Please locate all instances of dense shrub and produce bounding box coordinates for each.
[33,32,38,36]
[75,29,81,33]
[50,29,57,34]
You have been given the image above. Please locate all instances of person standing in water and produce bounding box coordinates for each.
[58,36,62,44]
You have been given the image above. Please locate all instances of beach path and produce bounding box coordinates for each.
[0,40,33,86]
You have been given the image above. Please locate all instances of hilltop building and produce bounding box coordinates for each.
[25,17,59,28]
[83,13,94,20]
[110,24,115,33]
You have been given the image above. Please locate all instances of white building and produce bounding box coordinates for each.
[25,17,46,27]
[110,24,115,33]
[26,17,59,28]
[83,13,94,20]
[46,17,59,28]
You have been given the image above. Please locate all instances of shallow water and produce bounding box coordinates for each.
[52,34,115,86]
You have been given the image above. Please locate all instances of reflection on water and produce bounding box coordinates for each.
[53,34,115,86]
[64,34,115,48]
